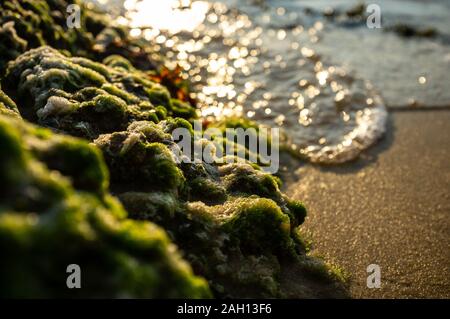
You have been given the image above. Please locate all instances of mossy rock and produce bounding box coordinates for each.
[0,0,190,100]
[3,46,196,139]
[0,114,211,298]
[0,0,348,298]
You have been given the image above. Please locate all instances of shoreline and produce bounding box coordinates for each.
[284,110,450,298]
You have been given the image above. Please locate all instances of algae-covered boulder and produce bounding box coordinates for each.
[0,0,146,70]
[4,46,195,140]
[2,46,347,297]
[92,119,344,297]
[4,47,195,139]
[0,0,93,72]
[0,0,190,100]
[0,113,211,298]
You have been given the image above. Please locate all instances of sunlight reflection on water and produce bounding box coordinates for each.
[88,0,388,163]
[123,0,208,33]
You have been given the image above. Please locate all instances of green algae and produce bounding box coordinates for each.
[0,0,92,72]
[0,85,21,118]
[90,115,345,297]
[0,0,190,100]
[0,113,210,298]
[4,46,196,139]
[2,48,347,297]
[0,0,348,298]
[100,119,344,296]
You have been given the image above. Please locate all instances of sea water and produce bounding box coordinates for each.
[88,0,450,163]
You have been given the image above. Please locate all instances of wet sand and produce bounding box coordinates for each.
[284,110,450,298]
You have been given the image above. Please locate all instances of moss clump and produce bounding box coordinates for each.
[0,114,210,298]
[221,198,294,256]
[219,164,281,200]
[286,200,308,229]
[94,120,186,194]
[33,137,109,196]
[94,118,345,297]
[0,0,93,72]
[0,85,21,118]
[4,46,196,138]
[0,0,192,101]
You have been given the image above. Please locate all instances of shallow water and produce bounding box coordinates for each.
[88,0,450,163]
[300,0,450,109]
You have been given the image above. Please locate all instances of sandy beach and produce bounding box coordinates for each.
[284,110,450,298]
